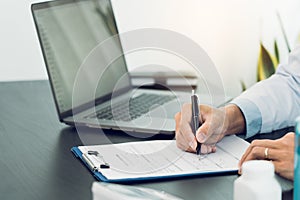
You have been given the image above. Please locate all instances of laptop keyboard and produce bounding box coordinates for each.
[86,93,176,121]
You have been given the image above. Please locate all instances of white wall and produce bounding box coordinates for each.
[0,0,47,81]
[1,0,300,97]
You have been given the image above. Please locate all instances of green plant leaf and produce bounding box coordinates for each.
[297,32,300,45]
[240,80,247,91]
[257,43,276,81]
[277,12,291,53]
[274,40,280,64]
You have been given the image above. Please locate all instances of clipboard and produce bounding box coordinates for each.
[71,135,249,183]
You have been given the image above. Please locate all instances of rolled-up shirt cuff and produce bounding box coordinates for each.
[230,98,262,138]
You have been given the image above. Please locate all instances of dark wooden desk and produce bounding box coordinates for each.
[0,80,294,200]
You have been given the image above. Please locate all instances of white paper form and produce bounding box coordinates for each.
[78,135,249,181]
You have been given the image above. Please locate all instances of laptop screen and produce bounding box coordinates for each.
[32,0,131,116]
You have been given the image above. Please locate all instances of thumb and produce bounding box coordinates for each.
[196,122,210,143]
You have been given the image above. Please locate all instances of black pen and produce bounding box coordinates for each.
[191,90,201,155]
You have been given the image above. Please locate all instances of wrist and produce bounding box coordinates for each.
[222,104,246,135]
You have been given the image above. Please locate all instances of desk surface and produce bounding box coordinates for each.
[0,80,294,200]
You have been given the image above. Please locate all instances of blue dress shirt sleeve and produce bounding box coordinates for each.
[230,98,262,138]
[230,45,300,138]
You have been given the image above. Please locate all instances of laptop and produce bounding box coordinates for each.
[31,0,197,135]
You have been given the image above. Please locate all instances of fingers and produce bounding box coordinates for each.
[174,112,181,132]
[175,104,198,153]
[180,103,193,123]
[200,144,217,154]
[238,146,268,174]
[196,125,223,145]
[176,128,195,152]
[238,139,279,168]
[238,134,295,180]
[196,121,224,145]
[239,151,294,181]
[239,140,287,171]
[175,103,222,154]
[240,146,277,163]
[195,105,226,145]
[249,139,280,149]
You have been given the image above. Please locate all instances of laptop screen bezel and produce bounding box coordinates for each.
[31,0,133,122]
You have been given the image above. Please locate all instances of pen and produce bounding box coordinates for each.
[191,90,201,155]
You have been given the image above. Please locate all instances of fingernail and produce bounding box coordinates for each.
[197,132,206,143]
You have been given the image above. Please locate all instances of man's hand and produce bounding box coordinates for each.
[175,104,245,154]
[239,132,295,180]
